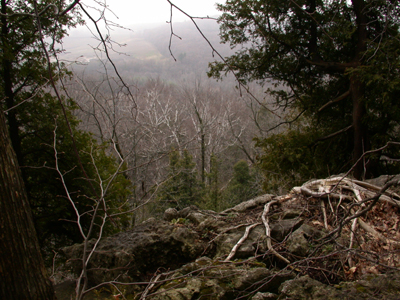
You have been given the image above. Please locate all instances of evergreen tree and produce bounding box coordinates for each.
[0,105,56,300]
[0,0,131,257]
[224,160,260,206]
[208,153,221,211]
[157,149,202,210]
[209,0,400,181]
[0,1,82,297]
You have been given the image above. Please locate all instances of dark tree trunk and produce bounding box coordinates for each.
[201,131,206,184]
[194,107,206,184]
[0,110,56,299]
[350,0,369,180]
[350,75,368,180]
[1,0,24,171]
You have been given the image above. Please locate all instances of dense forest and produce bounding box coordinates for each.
[1,1,400,299]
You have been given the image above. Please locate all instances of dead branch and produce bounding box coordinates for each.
[320,200,329,230]
[294,174,400,261]
[140,273,162,300]
[292,176,400,207]
[358,218,400,247]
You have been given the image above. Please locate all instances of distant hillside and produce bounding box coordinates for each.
[61,19,232,83]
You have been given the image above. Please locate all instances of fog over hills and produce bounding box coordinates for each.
[61,19,233,84]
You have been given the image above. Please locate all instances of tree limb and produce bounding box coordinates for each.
[314,125,353,143]
[318,90,350,112]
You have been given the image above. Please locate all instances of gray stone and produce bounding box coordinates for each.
[197,217,227,232]
[213,224,268,259]
[164,207,178,221]
[56,186,400,300]
[286,224,325,257]
[251,292,278,300]
[62,220,206,287]
[186,211,209,225]
[365,174,400,187]
[270,218,304,242]
[178,205,199,218]
[233,268,293,293]
[282,209,303,219]
[279,276,340,299]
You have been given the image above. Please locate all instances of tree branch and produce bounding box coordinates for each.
[60,0,81,16]
[314,124,353,143]
[318,90,350,113]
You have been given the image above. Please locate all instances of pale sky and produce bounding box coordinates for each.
[81,0,222,27]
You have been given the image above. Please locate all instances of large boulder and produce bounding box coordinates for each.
[285,224,325,257]
[62,219,207,286]
[150,257,293,300]
[279,276,340,299]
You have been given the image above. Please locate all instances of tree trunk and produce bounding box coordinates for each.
[201,131,206,184]
[0,110,56,299]
[1,0,25,177]
[350,0,368,180]
[350,75,367,180]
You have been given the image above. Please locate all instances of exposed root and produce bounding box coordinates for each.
[225,223,260,262]
[291,175,400,276]
[262,200,290,264]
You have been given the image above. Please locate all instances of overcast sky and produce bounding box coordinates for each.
[82,0,222,28]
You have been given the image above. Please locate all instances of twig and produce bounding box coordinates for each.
[140,273,162,299]
[166,0,280,118]
[347,217,358,267]
[320,200,329,230]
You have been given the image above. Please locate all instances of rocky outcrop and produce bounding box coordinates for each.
[62,219,207,286]
[150,258,294,300]
[57,176,400,299]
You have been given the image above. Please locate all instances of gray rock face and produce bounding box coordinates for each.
[62,219,206,286]
[251,292,278,300]
[60,197,325,295]
[286,224,325,257]
[365,174,400,187]
[213,224,267,259]
[279,276,340,299]
[278,273,400,300]
[221,194,275,214]
[270,218,304,242]
[151,258,293,300]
